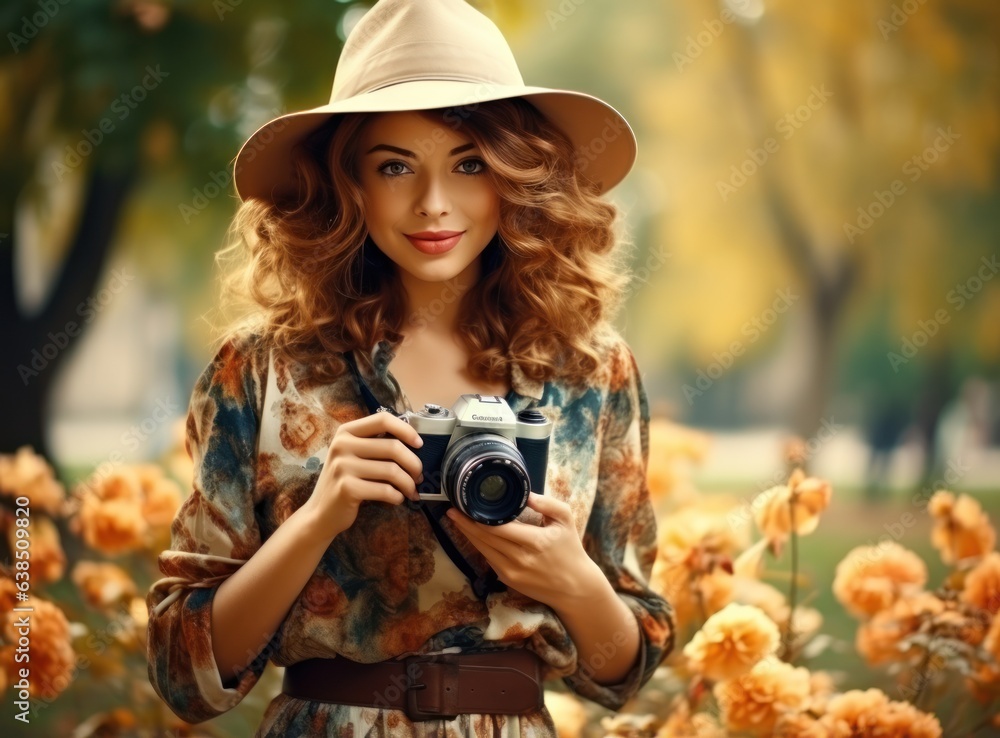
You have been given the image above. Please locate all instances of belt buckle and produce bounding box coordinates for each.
[403,654,460,722]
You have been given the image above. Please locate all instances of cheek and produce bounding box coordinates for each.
[469,187,501,224]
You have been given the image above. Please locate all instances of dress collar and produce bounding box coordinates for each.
[352,339,545,417]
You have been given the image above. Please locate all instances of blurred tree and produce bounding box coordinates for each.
[587,0,1000,439]
[0,0,358,459]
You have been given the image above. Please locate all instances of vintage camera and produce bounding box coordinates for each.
[401,395,552,525]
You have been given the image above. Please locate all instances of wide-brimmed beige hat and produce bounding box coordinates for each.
[233,0,637,204]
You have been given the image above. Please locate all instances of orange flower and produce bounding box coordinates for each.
[70,469,148,555]
[713,658,811,735]
[684,604,780,681]
[0,446,66,516]
[961,551,1000,617]
[71,561,137,610]
[655,697,726,737]
[543,690,588,738]
[651,506,742,633]
[646,419,711,501]
[855,592,943,664]
[28,516,66,585]
[928,491,995,565]
[753,468,831,556]
[773,712,827,738]
[820,688,941,737]
[74,496,147,555]
[0,574,18,612]
[2,598,75,700]
[134,464,182,530]
[833,543,927,619]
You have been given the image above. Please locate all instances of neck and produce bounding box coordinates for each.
[398,258,481,340]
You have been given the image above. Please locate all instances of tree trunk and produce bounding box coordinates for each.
[1,166,137,460]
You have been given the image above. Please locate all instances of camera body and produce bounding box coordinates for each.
[401,394,552,525]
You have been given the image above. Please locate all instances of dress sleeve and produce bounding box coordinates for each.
[145,333,273,724]
[562,338,676,711]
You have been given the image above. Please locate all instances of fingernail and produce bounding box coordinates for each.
[417,473,424,483]
[415,436,424,447]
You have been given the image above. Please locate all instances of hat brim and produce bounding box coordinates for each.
[232,80,636,203]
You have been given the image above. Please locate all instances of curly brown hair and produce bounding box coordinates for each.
[211,97,636,388]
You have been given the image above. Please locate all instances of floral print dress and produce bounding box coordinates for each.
[145,328,675,737]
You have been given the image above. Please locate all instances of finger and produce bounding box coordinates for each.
[343,457,419,500]
[448,512,522,560]
[345,435,424,483]
[352,478,408,506]
[451,513,536,545]
[450,519,512,568]
[346,412,424,449]
[526,492,572,524]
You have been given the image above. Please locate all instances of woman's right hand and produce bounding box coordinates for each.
[301,412,425,542]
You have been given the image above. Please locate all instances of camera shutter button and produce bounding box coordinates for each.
[424,404,443,414]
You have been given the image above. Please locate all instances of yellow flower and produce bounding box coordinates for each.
[684,604,780,681]
[713,658,811,735]
[833,542,927,619]
[753,468,831,556]
[855,592,943,665]
[928,491,995,565]
[0,446,66,516]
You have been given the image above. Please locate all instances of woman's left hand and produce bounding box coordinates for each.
[446,492,602,608]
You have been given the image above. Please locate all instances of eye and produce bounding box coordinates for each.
[457,158,486,175]
[377,160,411,177]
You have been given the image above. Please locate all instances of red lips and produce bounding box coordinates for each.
[404,230,465,255]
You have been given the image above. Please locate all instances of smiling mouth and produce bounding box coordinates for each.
[404,231,466,255]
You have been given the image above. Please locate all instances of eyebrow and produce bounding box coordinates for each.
[364,142,477,158]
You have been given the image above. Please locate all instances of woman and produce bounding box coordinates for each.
[146,1,674,736]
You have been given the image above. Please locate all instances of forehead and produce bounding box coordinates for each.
[359,110,474,150]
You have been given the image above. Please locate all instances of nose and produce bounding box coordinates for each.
[414,172,452,218]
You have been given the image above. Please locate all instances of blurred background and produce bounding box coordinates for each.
[1,0,999,735]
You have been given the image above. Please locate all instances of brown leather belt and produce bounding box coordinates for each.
[281,649,544,722]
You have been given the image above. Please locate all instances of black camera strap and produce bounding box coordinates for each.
[342,351,507,599]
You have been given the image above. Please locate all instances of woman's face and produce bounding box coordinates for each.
[356,111,501,291]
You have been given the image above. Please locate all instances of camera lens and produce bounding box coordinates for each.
[478,474,507,502]
[442,434,530,525]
